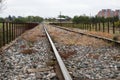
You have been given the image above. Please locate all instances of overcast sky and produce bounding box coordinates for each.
[0,0,120,18]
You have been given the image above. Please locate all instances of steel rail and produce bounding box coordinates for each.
[43,25,72,80]
[54,26,120,45]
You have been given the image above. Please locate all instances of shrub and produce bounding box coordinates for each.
[115,21,120,27]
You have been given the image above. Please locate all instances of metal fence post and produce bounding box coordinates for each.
[95,23,97,31]
[99,22,100,31]
[107,22,109,33]
[90,23,91,31]
[13,23,15,39]
[6,22,9,44]
[9,22,12,42]
[0,22,38,48]
[113,22,115,34]
[11,22,13,41]
[2,22,5,46]
[103,22,105,32]
[93,23,94,31]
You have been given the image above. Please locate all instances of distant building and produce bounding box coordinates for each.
[97,9,120,19]
[56,17,71,22]
[56,18,66,22]
[114,10,120,18]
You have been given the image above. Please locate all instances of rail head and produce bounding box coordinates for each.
[43,25,72,80]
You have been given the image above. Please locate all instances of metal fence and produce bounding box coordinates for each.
[50,22,120,34]
[0,22,38,48]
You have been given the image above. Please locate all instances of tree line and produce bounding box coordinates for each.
[72,16,119,24]
[0,15,43,23]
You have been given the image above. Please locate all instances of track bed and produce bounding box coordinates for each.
[46,24,120,80]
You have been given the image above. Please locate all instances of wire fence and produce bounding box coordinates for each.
[0,22,38,48]
[50,22,120,34]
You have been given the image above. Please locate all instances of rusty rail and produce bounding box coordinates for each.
[43,25,72,80]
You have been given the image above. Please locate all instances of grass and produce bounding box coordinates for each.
[46,60,56,66]
[22,26,43,43]
[59,50,76,59]
[47,25,110,48]
[113,35,120,41]
[20,48,38,54]
[55,23,120,41]
[58,23,120,34]
[0,23,2,28]
[86,31,113,38]
[0,26,3,48]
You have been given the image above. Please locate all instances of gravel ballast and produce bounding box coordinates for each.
[47,24,120,80]
[0,24,120,80]
[0,25,58,80]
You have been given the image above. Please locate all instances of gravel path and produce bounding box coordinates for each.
[47,24,120,80]
[0,25,58,80]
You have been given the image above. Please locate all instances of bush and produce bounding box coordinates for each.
[115,21,120,27]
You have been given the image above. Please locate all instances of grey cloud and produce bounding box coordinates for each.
[0,0,120,17]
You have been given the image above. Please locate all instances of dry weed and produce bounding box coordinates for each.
[20,49,38,54]
[87,31,113,39]
[59,50,76,59]
[20,45,26,49]
[87,53,100,59]
[65,27,114,39]
[113,54,120,61]
[113,35,120,41]
[21,26,44,43]
[47,26,109,48]
[46,60,56,66]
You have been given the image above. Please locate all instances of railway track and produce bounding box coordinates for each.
[45,24,120,80]
[0,24,119,80]
[43,24,72,80]
[0,24,72,80]
[52,25,120,45]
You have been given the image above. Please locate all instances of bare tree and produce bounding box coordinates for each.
[0,0,1,2]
